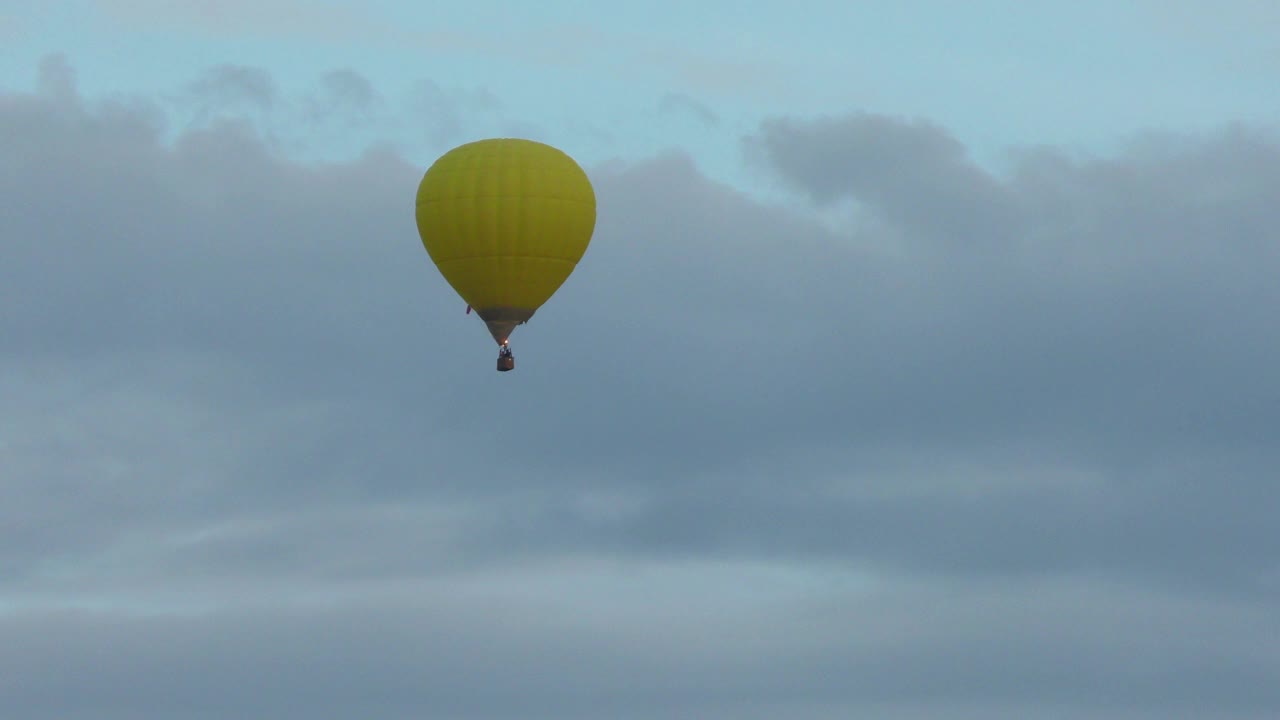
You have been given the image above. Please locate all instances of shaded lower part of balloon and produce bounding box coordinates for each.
[475,306,535,345]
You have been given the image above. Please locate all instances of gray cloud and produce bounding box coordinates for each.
[1137,0,1280,46]
[302,68,380,127]
[1,574,1276,720]
[0,12,21,41]
[147,62,492,157]
[181,64,278,118]
[743,113,1021,246]
[34,53,77,100]
[3,61,1278,719]
[407,78,504,145]
[658,92,721,127]
[97,0,379,42]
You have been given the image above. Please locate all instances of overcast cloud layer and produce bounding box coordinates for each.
[3,58,1279,719]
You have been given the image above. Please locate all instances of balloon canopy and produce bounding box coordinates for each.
[414,138,597,348]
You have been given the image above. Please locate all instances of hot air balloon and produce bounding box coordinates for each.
[414,138,597,372]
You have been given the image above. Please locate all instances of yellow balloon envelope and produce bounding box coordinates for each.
[415,138,597,357]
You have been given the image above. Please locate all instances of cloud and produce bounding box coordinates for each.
[2,571,1277,719]
[3,59,1279,719]
[95,2,796,102]
[0,12,23,42]
[34,53,77,101]
[179,64,278,122]
[406,78,504,146]
[141,62,504,159]
[1136,0,1280,48]
[743,113,1020,246]
[298,68,381,133]
[315,68,376,112]
[658,92,721,128]
[632,41,795,100]
[96,0,382,42]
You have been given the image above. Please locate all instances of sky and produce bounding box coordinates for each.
[2,1,1279,719]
